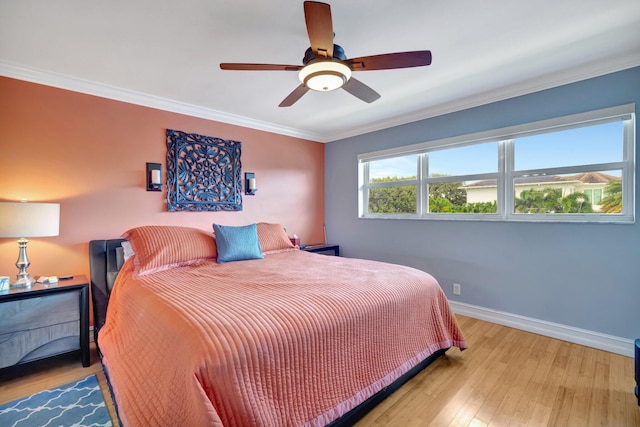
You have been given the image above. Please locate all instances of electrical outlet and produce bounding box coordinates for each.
[453,283,461,295]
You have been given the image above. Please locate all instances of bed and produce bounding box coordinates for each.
[90,224,466,426]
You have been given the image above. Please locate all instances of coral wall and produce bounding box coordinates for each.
[0,77,325,280]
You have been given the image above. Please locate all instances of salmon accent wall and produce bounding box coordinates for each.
[0,77,325,282]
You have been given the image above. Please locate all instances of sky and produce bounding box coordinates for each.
[369,121,624,180]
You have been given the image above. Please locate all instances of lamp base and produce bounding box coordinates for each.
[12,237,35,289]
[11,276,35,289]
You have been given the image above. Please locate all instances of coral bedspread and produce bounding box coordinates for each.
[99,250,466,426]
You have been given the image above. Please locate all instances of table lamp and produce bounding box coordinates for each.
[0,202,60,288]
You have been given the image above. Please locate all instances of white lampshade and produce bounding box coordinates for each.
[0,202,60,238]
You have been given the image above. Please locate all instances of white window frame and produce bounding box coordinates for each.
[358,104,635,223]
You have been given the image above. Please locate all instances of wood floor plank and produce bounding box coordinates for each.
[587,355,610,426]
[510,334,557,425]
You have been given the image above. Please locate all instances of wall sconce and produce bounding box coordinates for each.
[147,162,162,192]
[245,172,257,195]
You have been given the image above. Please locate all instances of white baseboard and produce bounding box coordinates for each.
[449,301,635,358]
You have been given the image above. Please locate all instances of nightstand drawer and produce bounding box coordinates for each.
[0,290,81,368]
[0,291,79,334]
[0,322,80,368]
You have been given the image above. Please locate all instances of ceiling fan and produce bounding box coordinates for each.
[220,1,432,107]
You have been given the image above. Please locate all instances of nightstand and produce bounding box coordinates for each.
[0,275,90,369]
[303,244,340,256]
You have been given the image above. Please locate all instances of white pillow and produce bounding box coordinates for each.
[121,241,135,261]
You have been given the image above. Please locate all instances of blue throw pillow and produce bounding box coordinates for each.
[213,223,264,264]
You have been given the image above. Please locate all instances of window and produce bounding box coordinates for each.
[366,154,418,214]
[583,189,602,205]
[427,142,499,214]
[358,105,635,223]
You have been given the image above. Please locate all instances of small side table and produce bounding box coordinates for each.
[302,244,340,256]
[0,275,90,369]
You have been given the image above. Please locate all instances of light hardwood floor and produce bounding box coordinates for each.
[1,316,637,426]
[357,315,639,426]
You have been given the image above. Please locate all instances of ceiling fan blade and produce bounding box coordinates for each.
[220,63,302,71]
[304,1,334,59]
[279,84,310,107]
[342,78,380,103]
[347,51,432,71]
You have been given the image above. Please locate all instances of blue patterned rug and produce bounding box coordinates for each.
[0,375,113,427]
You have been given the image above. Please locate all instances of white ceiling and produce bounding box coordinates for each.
[1,0,639,142]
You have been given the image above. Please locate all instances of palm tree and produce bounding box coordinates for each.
[561,192,594,213]
[429,197,453,212]
[599,179,622,213]
[515,188,563,213]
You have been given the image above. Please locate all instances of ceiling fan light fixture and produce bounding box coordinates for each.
[298,61,352,91]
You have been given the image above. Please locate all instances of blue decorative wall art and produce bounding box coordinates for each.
[166,129,242,212]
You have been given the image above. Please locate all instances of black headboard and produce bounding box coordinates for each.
[89,239,126,347]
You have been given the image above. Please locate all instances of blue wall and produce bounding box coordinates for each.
[325,67,640,340]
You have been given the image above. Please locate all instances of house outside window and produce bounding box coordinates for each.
[358,104,635,223]
[463,172,615,213]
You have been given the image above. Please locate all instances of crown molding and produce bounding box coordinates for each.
[0,60,325,143]
[2,57,639,144]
